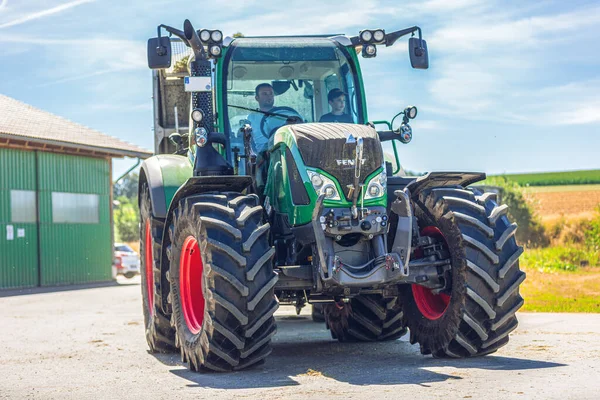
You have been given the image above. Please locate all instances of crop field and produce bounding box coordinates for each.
[527,184,600,221]
[492,169,600,186]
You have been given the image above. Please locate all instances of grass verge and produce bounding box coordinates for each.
[520,265,600,313]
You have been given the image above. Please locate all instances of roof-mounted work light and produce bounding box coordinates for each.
[198,29,223,58]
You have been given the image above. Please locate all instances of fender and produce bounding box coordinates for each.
[158,175,253,313]
[405,171,486,198]
[138,155,193,219]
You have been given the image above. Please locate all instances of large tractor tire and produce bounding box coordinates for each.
[167,192,278,371]
[324,294,407,342]
[139,184,176,352]
[402,187,525,357]
[311,304,325,322]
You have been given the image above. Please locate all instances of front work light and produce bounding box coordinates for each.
[199,29,211,42]
[211,30,223,42]
[362,44,377,58]
[209,45,222,57]
[191,108,204,123]
[372,29,385,43]
[359,30,373,43]
[406,106,418,119]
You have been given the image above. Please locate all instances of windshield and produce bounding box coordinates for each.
[222,39,362,167]
[115,245,134,253]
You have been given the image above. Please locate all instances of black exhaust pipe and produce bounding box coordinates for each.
[183,19,207,60]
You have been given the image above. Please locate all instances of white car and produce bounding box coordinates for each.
[113,243,141,279]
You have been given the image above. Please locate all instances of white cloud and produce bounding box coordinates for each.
[421,4,600,126]
[0,35,146,84]
[430,6,600,52]
[0,0,95,29]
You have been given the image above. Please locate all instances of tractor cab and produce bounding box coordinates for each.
[221,37,366,176]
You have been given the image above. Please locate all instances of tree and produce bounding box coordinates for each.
[114,172,140,242]
[114,172,139,200]
[114,196,139,242]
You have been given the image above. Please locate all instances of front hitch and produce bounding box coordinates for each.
[311,195,408,289]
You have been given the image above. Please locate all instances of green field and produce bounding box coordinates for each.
[490,169,600,186]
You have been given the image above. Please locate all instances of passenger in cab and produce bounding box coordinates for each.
[319,88,353,123]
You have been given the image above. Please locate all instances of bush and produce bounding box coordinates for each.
[521,246,600,272]
[482,177,549,248]
[585,206,600,251]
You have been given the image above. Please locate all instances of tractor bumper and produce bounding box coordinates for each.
[311,194,412,289]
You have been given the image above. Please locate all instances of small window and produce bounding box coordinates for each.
[52,192,99,224]
[11,190,37,223]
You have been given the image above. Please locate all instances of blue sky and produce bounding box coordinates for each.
[1,0,599,178]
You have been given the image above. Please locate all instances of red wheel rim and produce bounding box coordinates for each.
[412,226,451,320]
[179,236,205,334]
[144,221,154,316]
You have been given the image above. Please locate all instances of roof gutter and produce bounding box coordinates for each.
[114,158,142,184]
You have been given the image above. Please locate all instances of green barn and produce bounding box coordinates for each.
[0,94,152,290]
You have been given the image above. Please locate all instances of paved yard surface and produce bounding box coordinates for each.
[1,277,599,399]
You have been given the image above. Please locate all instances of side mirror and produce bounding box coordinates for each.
[147,37,171,69]
[408,37,429,70]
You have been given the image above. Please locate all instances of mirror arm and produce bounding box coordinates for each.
[158,24,189,46]
[385,26,421,47]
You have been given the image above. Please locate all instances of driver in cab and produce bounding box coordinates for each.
[247,83,275,153]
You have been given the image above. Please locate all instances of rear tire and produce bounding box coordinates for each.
[311,304,325,322]
[139,184,176,352]
[402,187,525,357]
[167,192,278,371]
[324,294,407,342]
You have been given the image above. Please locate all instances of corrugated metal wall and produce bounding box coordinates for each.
[0,148,39,289]
[37,152,111,286]
[0,149,112,289]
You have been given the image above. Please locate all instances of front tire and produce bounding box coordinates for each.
[403,188,525,357]
[168,193,278,371]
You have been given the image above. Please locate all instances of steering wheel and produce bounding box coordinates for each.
[259,106,304,140]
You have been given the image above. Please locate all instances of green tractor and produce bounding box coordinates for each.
[139,19,525,372]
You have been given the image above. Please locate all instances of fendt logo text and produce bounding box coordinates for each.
[336,159,366,166]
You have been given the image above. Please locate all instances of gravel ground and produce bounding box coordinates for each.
[1,277,599,400]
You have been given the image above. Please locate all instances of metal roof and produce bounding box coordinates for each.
[0,94,152,159]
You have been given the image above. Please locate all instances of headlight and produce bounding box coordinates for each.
[310,173,323,188]
[364,169,387,200]
[307,171,341,201]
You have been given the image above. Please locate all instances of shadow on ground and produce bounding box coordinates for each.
[158,314,566,389]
